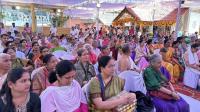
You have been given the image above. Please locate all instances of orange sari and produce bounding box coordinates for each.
[165,47,181,81]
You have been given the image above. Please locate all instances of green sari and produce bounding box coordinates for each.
[143,66,168,91]
[51,46,66,52]
[89,76,124,112]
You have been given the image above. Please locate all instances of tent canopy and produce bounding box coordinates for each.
[1,0,199,25]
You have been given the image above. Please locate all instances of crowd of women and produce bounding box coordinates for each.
[0,22,198,111]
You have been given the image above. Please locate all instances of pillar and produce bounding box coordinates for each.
[30,3,36,32]
[175,0,182,40]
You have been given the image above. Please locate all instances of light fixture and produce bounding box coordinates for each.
[57,9,61,13]
[56,13,60,16]
[16,6,20,10]
[97,3,101,8]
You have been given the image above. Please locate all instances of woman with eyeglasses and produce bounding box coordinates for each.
[40,60,88,112]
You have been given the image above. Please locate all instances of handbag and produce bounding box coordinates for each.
[149,85,173,100]
[97,74,136,112]
[130,91,154,112]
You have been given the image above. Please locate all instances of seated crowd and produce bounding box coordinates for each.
[0,22,199,112]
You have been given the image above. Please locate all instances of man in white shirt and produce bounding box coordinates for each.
[10,23,18,37]
[0,53,11,89]
[74,27,80,39]
[50,24,57,36]
[70,27,76,37]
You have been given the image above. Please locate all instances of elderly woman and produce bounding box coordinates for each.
[75,48,96,86]
[3,47,33,71]
[31,54,58,94]
[51,38,66,52]
[89,56,136,111]
[143,54,189,112]
[84,44,97,65]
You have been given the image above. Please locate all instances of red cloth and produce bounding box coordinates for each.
[89,52,97,64]
[74,103,88,112]
[102,38,110,46]
[129,28,134,35]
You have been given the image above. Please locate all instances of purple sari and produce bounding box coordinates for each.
[151,67,189,112]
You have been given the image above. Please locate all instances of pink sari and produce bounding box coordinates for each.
[135,45,149,70]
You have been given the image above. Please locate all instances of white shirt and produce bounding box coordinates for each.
[9,26,18,37]
[93,48,101,57]
[50,27,57,35]
[16,51,26,59]
[70,30,76,36]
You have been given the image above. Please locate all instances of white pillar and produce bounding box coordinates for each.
[175,0,182,40]
[96,0,100,38]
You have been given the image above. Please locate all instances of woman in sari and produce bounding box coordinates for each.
[159,48,175,82]
[75,48,96,86]
[183,43,200,89]
[23,23,32,35]
[98,45,110,61]
[51,38,66,52]
[31,54,58,94]
[84,44,98,65]
[0,68,41,112]
[28,42,41,62]
[135,38,149,70]
[153,37,164,50]
[89,56,136,112]
[18,39,31,57]
[143,54,189,112]
[34,46,50,69]
[3,47,33,71]
[146,39,154,55]
[40,60,88,112]
[164,39,182,82]
[172,41,185,81]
